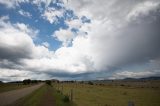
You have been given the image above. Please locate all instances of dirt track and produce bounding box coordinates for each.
[0,83,44,106]
[39,86,55,106]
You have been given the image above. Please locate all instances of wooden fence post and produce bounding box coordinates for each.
[62,85,63,94]
[70,89,73,101]
[58,84,59,90]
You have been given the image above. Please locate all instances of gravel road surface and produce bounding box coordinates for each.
[0,83,44,106]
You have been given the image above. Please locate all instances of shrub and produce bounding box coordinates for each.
[88,81,94,85]
[57,90,61,93]
[62,95,70,102]
[23,79,31,85]
[120,84,125,86]
[31,80,38,84]
[45,80,51,85]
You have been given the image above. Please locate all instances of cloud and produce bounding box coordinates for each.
[127,1,160,21]
[0,16,35,62]
[18,10,32,18]
[0,16,56,81]
[22,45,93,74]
[0,15,91,80]
[0,0,19,8]
[42,7,64,24]
[0,68,52,82]
[0,0,52,9]
[32,0,53,8]
[65,18,82,29]
[0,16,52,66]
[111,70,160,79]
[53,28,75,46]
[14,23,39,38]
[60,0,160,71]
[42,42,50,48]
[0,68,29,81]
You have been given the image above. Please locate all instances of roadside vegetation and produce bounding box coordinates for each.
[10,82,74,106]
[52,86,74,106]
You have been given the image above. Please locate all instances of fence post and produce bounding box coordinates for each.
[58,84,59,91]
[70,89,73,101]
[62,85,63,94]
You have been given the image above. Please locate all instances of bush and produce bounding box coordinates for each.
[45,80,51,85]
[23,79,31,85]
[88,81,94,85]
[31,80,38,84]
[62,95,70,102]
[120,84,125,86]
[57,90,61,93]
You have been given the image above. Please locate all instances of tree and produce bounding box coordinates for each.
[88,81,94,85]
[23,79,31,85]
[31,80,38,84]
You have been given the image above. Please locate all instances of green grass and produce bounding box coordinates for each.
[54,83,160,106]
[0,83,32,93]
[52,84,75,106]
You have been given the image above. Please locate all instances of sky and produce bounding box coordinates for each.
[0,0,160,82]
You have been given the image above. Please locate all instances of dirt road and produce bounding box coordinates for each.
[39,86,55,106]
[0,83,44,106]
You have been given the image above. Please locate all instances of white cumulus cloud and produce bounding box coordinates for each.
[42,7,64,24]
[18,10,32,18]
[53,28,75,46]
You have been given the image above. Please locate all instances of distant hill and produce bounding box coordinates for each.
[91,76,160,83]
[122,76,160,81]
[139,76,160,80]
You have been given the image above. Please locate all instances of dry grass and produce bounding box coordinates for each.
[0,83,32,93]
[53,82,160,106]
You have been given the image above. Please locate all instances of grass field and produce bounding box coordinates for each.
[0,83,32,93]
[53,82,160,106]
